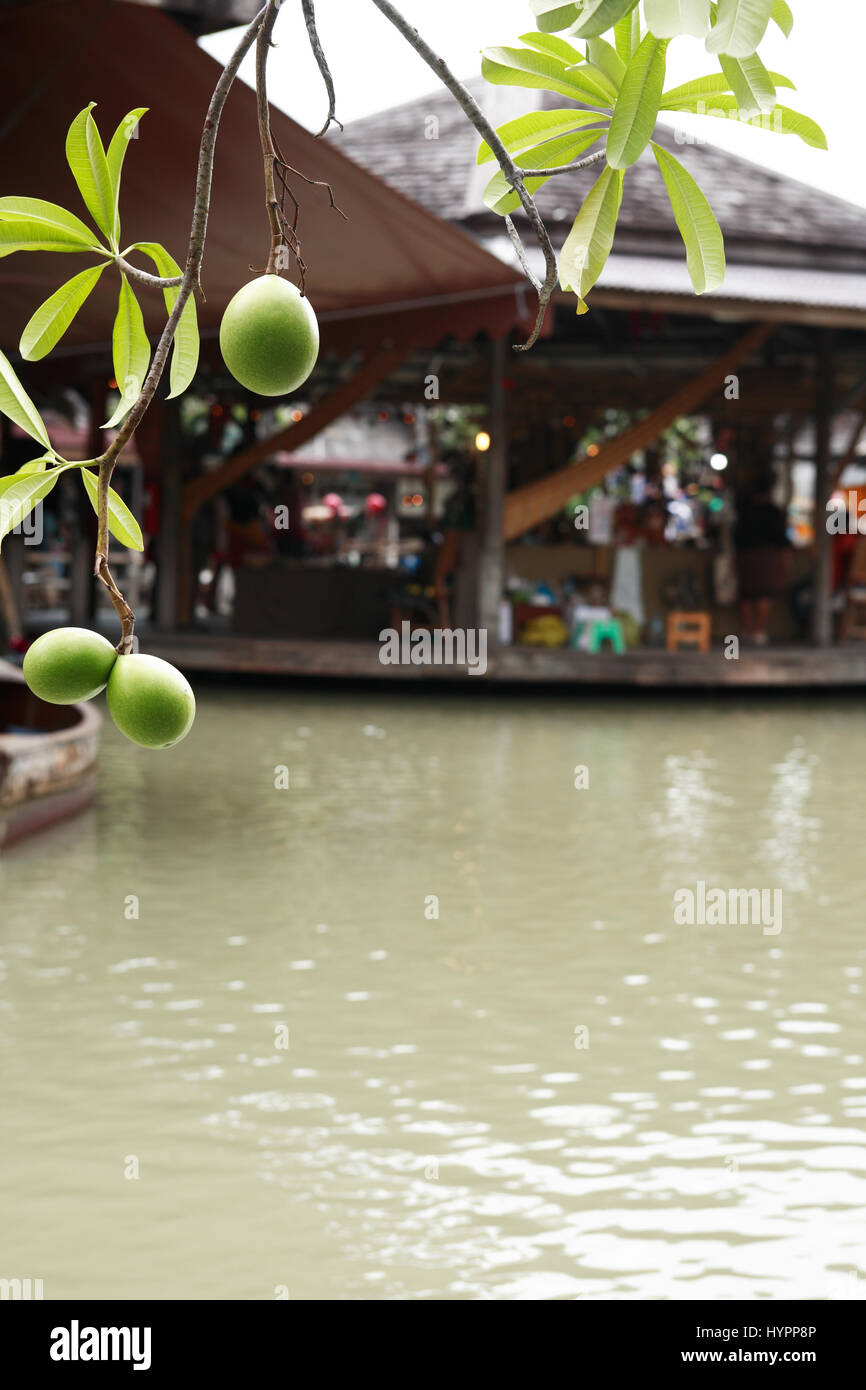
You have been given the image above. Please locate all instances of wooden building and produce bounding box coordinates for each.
[3,0,866,685]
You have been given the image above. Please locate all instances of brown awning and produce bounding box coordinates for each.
[0,0,524,363]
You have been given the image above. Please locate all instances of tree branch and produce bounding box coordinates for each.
[302,0,342,137]
[92,2,270,650]
[113,255,183,290]
[519,150,607,177]
[369,0,559,352]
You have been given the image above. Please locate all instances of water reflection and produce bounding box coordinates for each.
[0,688,864,1299]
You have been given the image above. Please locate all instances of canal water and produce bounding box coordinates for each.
[1,684,864,1301]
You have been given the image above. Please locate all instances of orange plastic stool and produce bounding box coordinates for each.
[667,611,711,652]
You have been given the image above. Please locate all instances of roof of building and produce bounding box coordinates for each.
[333,79,866,280]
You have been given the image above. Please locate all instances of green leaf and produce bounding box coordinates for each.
[131,242,199,399]
[104,275,150,428]
[482,129,605,214]
[80,467,144,551]
[519,31,581,64]
[570,0,639,40]
[0,222,102,258]
[529,0,581,33]
[0,196,105,251]
[586,37,627,88]
[661,69,793,107]
[0,348,50,448]
[606,33,668,169]
[771,0,793,37]
[661,95,828,148]
[719,52,776,117]
[559,165,625,311]
[65,103,117,248]
[614,10,642,60]
[477,108,608,163]
[0,469,61,549]
[105,107,148,246]
[706,0,774,58]
[19,263,108,361]
[651,141,725,293]
[481,45,617,105]
[645,0,711,38]
[15,455,54,476]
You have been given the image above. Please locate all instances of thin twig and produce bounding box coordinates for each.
[256,1,283,274]
[369,0,558,352]
[504,215,540,291]
[520,150,607,177]
[92,3,270,650]
[302,0,343,136]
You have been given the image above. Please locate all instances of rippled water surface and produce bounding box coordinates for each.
[1,685,865,1300]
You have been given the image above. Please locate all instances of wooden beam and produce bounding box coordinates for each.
[832,402,866,493]
[502,322,775,540]
[812,328,835,648]
[182,346,411,521]
[478,337,508,641]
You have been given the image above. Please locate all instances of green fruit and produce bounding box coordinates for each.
[23,627,117,704]
[219,275,319,396]
[106,654,196,750]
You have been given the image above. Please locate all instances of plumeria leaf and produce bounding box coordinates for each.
[131,242,199,398]
[103,275,150,429]
[80,467,144,551]
[614,9,642,60]
[559,165,625,312]
[105,107,147,245]
[529,0,582,32]
[661,70,794,107]
[477,108,608,164]
[652,141,725,293]
[606,33,668,169]
[0,469,61,549]
[0,348,51,448]
[570,0,640,40]
[519,31,582,64]
[65,104,117,247]
[771,1,793,37]
[0,197,105,257]
[20,263,108,361]
[706,0,774,58]
[481,45,618,105]
[719,52,776,117]
[645,0,711,38]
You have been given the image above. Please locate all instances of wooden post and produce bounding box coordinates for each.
[811,329,834,647]
[69,378,102,625]
[155,398,183,632]
[478,336,508,643]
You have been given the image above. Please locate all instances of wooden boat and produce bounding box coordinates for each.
[0,658,101,848]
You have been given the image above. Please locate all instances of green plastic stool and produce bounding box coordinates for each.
[587,617,626,654]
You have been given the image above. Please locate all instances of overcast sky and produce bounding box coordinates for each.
[201,0,866,209]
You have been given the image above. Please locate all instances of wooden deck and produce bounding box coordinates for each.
[143,634,866,687]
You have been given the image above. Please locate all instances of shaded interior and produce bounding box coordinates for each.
[0,681,82,735]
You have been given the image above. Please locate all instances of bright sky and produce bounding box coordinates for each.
[201,0,866,209]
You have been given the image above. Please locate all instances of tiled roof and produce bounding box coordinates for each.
[332,78,866,272]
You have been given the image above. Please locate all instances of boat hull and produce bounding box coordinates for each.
[0,660,101,849]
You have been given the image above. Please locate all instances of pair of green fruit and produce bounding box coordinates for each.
[23,628,195,749]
